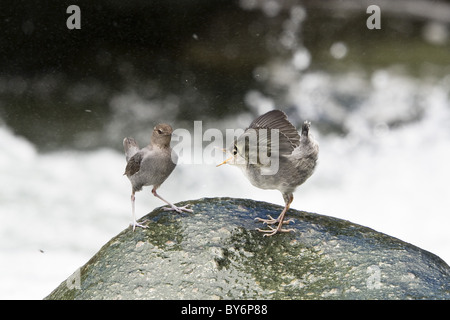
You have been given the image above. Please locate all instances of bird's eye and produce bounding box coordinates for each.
[157,129,163,134]
[233,146,237,155]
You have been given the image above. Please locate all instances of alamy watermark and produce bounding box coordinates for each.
[66,5,81,30]
[67,5,381,31]
[171,121,280,175]
[367,5,381,30]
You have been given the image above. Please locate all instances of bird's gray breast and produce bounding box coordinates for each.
[242,156,293,193]
[130,147,177,190]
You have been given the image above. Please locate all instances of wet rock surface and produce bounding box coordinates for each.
[45,197,450,300]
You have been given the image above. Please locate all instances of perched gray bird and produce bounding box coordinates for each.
[217,110,319,236]
[123,124,192,231]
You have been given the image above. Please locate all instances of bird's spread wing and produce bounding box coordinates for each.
[248,110,300,156]
[124,152,143,177]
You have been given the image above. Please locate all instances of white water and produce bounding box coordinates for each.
[1,70,450,299]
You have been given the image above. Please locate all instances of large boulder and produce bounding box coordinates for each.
[45,197,450,300]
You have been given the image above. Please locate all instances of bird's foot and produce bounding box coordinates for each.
[255,215,294,225]
[163,204,193,213]
[131,220,148,231]
[256,224,295,237]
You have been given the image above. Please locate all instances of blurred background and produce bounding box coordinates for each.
[1,0,449,299]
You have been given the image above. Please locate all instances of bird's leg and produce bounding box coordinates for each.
[256,194,295,236]
[255,193,295,225]
[151,188,193,213]
[131,192,148,231]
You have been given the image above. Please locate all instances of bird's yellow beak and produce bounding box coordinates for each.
[216,156,233,167]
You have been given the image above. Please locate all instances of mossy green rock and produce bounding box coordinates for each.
[45,198,450,300]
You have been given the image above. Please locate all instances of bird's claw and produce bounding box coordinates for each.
[254,215,276,225]
[163,205,193,213]
[255,215,294,225]
[256,225,295,237]
[132,221,148,231]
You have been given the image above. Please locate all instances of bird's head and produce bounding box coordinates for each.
[151,123,173,147]
[216,131,258,168]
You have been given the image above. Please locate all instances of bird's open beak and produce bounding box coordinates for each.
[216,156,233,167]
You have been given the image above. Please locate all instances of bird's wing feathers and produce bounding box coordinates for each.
[124,152,143,177]
[248,110,300,155]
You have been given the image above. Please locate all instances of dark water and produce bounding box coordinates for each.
[1,1,449,151]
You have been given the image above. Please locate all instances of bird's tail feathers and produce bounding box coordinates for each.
[123,137,140,161]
